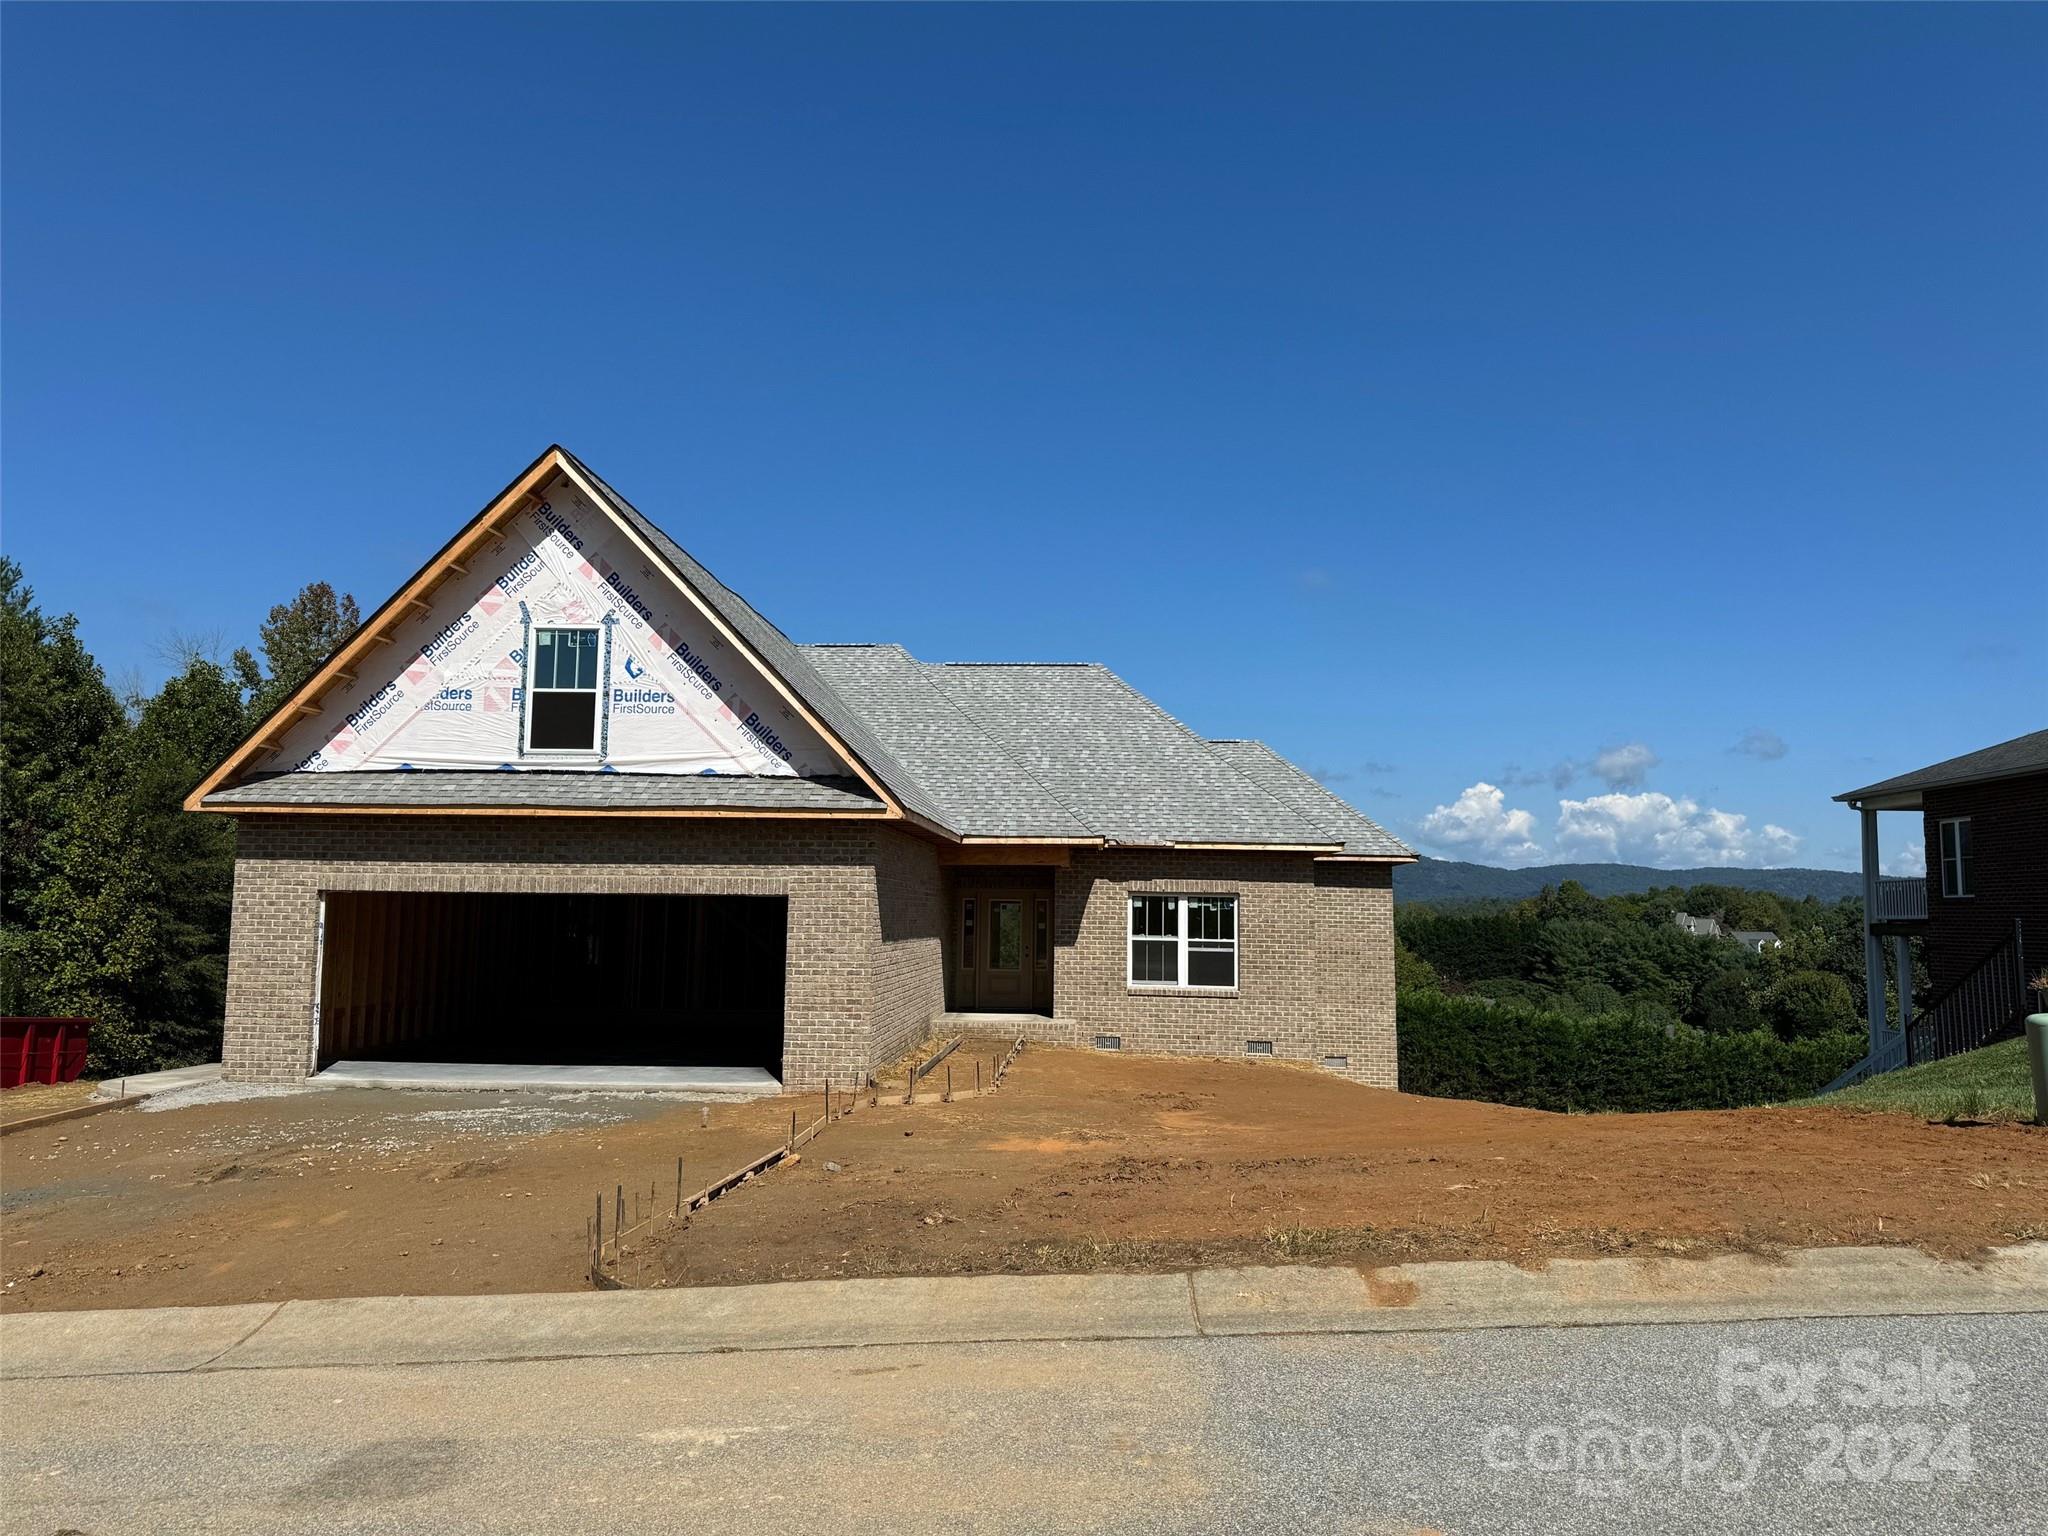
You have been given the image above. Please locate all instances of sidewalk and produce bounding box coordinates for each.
[0,1063,225,1139]
[91,1062,224,1102]
[6,1241,2044,1382]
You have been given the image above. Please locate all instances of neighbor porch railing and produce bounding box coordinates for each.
[1906,919,2028,1066]
[1820,918,2028,1094]
[1871,876,1929,923]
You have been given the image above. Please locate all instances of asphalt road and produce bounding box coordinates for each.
[6,1312,2041,1534]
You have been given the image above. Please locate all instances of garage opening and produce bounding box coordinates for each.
[315,892,786,1079]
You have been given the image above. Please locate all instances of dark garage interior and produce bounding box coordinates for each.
[316,891,787,1073]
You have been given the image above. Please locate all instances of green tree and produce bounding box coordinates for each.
[1765,970,1859,1041]
[232,581,360,722]
[1695,968,1764,1034]
[0,559,127,1015]
[116,658,247,1064]
[18,773,161,1069]
[2,562,273,1071]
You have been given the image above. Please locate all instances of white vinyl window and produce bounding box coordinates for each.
[1129,894,1237,989]
[1938,817,1974,899]
[526,627,601,753]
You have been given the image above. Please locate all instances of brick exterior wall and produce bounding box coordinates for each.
[222,819,1398,1092]
[1312,861,1400,1087]
[224,816,893,1091]
[870,829,947,1068]
[1921,773,2048,997]
[1049,850,1398,1087]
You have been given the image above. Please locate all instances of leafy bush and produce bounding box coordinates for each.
[1397,989,1864,1112]
[1695,969,1764,1035]
[1764,969,1859,1040]
[1393,940,1439,996]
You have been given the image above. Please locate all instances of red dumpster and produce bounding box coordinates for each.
[1,1017,93,1089]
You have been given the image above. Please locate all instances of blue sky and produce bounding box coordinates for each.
[5,4,2042,874]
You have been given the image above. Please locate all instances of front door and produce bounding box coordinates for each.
[983,898,1029,1009]
[952,887,1053,1013]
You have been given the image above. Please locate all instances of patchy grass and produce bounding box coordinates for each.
[1808,1038,2038,1124]
[0,1081,101,1129]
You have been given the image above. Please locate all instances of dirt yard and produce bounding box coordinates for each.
[0,1080,100,1129]
[4,1041,2045,1313]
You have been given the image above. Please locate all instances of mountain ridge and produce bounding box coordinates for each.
[1393,857,1863,906]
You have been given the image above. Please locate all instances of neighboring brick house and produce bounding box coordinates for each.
[1833,729,2048,1077]
[192,446,1414,1093]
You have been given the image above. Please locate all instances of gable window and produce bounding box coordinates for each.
[1129,894,1237,989]
[1938,817,1974,899]
[527,627,601,753]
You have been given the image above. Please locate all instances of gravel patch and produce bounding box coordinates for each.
[139,1081,307,1114]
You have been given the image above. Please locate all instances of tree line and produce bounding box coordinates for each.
[1394,881,1889,1109]
[0,559,358,1072]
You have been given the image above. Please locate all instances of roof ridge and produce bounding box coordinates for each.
[1088,668,1337,847]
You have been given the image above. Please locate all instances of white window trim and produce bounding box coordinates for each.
[523,625,604,760]
[1127,894,1238,991]
[1937,816,1974,900]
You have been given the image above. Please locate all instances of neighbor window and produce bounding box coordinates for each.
[527,627,601,752]
[1938,817,1974,899]
[1128,894,1237,989]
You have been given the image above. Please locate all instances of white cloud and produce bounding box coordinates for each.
[1589,742,1659,789]
[1555,791,1803,868]
[1885,841,1926,878]
[1418,783,1546,864]
[1732,728,1789,761]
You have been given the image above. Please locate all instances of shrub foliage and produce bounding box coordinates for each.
[1399,990,1865,1112]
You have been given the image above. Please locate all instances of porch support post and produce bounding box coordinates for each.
[1891,935,1914,1030]
[1860,805,1888,1053]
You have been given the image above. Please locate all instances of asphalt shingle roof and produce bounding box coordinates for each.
[798,646,1094,838]
[1835,728,2048,804]
[1203,739,1415,858]
[921,663,1332,847]
[799,647,1411,853]
[206,772,884,813]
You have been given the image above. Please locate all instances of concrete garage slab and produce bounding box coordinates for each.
[310,1061,782,1098]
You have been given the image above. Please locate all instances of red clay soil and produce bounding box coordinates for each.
[0,1086,813,1314]
[3,1044,2044,1314]
[657,1041,2048,1287]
